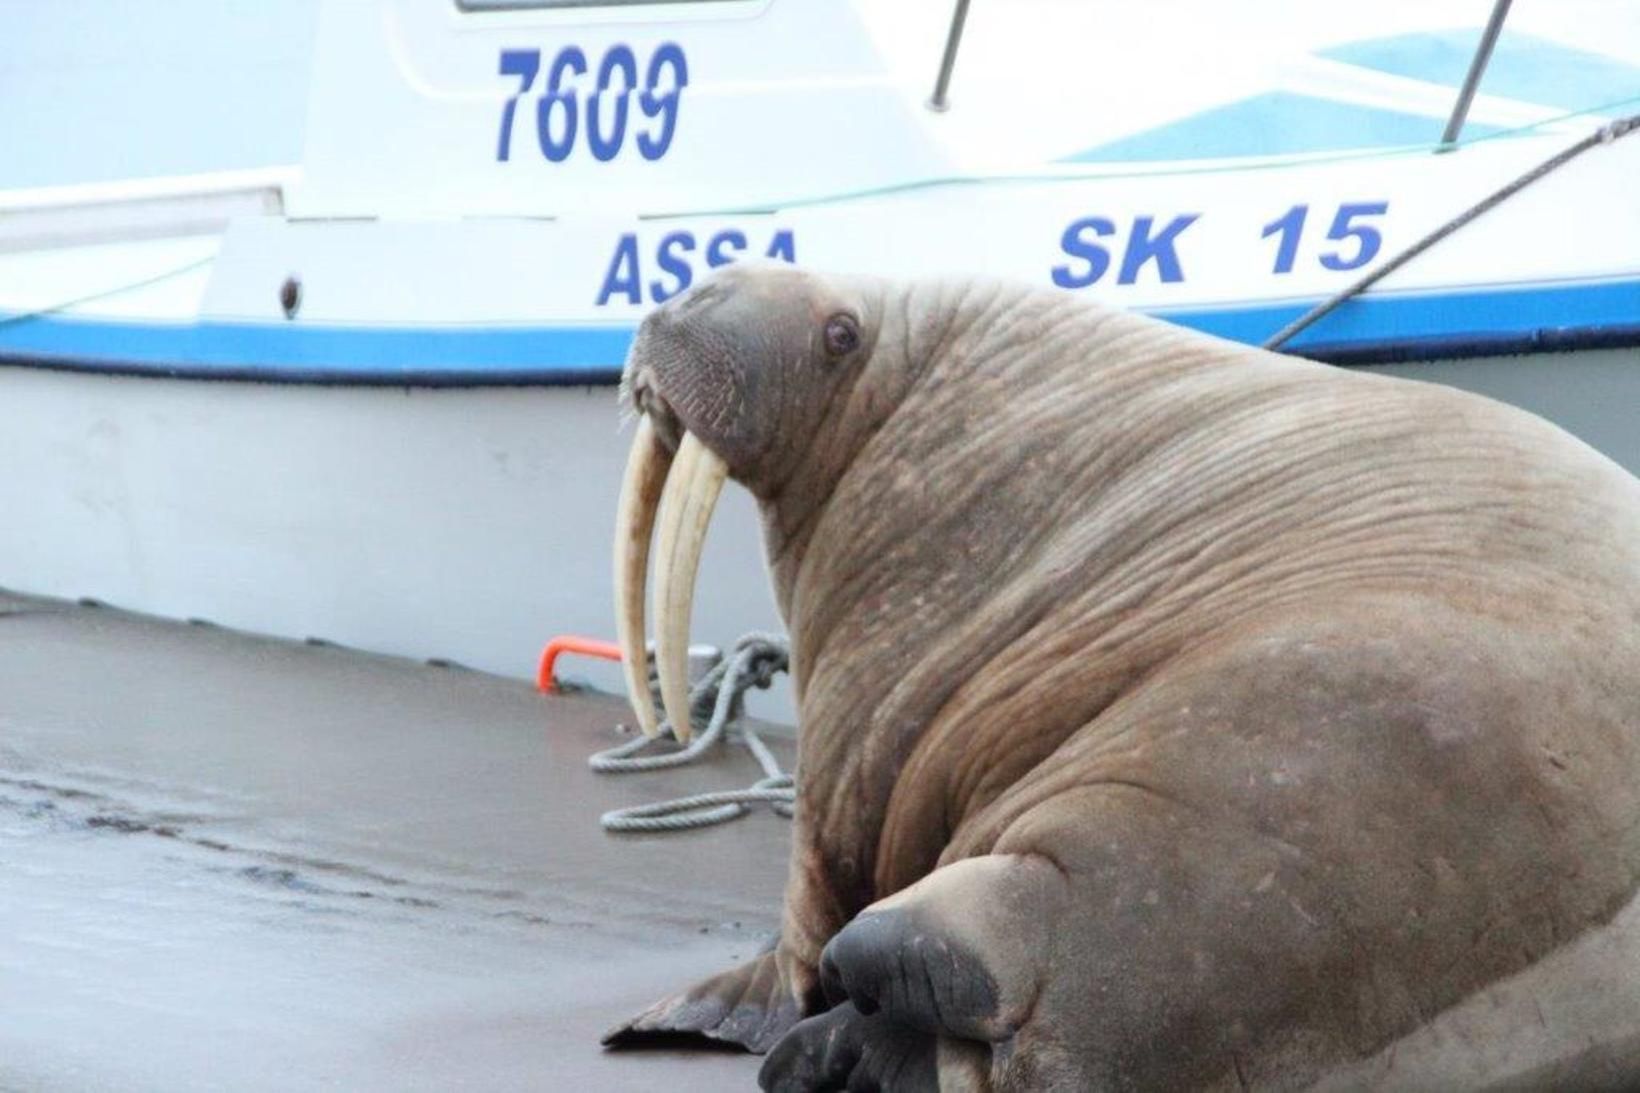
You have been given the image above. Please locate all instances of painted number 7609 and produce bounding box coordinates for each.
[495,43,688,164]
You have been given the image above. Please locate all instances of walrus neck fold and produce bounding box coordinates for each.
[613,420,728,743]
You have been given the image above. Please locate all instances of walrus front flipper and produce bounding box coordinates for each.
[817,854,1066,1044]
[757,1002,940,1093]
[603,946,803,1053]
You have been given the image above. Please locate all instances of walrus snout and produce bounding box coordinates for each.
[622,366,684,456]
[626,296,748,451]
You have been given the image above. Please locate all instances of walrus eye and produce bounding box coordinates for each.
[823,313,860,358]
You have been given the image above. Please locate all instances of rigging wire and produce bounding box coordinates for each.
[1262,112,1640,353]
[0,254,216,331]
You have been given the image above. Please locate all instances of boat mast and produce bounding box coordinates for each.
[1440,0,1513,149]
[928,0,971,111]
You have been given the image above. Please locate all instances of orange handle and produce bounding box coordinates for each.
[536,635,623,692]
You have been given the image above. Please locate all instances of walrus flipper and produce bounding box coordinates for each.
[757,1002,940,1093]
[818,854,1065,1044]
[602,946,802,1053]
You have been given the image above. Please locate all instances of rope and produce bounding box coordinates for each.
[1262,112,1640,352]
[590,633,795,833]
[0,254,216,330]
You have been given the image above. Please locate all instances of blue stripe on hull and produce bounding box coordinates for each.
[1,277,1636,385]
[1062,91,1504,163]
[1321,32,1640,116]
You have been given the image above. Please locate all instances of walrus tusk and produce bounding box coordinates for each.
[613,416,673,737]
[652,431,729,743]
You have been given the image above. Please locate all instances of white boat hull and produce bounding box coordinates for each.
[2,345,1635,694]
[0,367,782,701]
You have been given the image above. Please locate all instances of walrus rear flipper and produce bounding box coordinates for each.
[603,945,803,1054]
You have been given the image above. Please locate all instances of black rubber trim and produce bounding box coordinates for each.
[1300,323,1640,366]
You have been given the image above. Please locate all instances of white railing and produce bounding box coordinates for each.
[0,168,293,253]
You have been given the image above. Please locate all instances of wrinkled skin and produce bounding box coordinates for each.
[603,265,1640,1090]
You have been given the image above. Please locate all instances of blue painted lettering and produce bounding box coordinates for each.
[1051,217,1116,289]
[1117,214,1199,285]
[650,231,696,303]
[1320,202,1388,271]
[705,229,747,268]
[764,229,796,263]
[595,227,796,308]
[498,43,688,164]
[595,233,642,306]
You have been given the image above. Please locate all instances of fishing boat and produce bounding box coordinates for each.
[2,0,1637,689]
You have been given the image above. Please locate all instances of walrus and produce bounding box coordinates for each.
[603,264,1640,1090]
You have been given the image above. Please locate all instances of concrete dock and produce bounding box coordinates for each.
[0,591,789,1091]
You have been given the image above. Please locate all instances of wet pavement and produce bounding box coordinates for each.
[0,591,790,1091]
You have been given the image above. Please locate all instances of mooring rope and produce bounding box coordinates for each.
[1262,112,1640,352]
[589,633,795,833]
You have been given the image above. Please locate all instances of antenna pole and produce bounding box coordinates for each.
[928,0,972,112]
[1440,0,1513,148]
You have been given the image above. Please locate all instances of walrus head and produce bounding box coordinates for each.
[614,265,894,740]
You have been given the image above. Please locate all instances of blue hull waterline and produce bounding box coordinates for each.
[3,276,1637,385]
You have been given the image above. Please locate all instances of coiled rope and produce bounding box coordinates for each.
[1263,112,1640,352]
[589,633,795,833]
